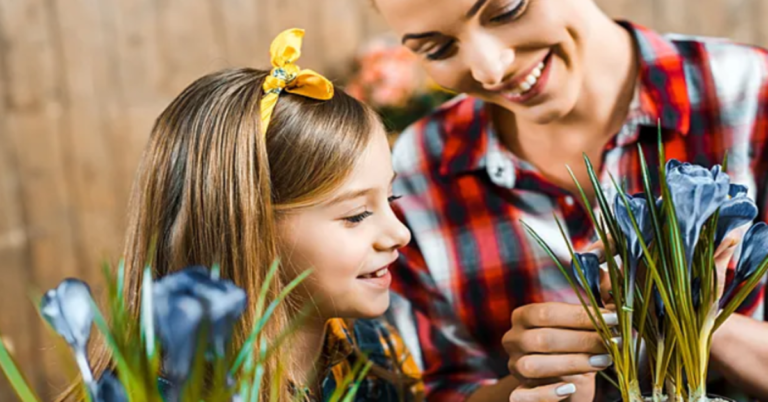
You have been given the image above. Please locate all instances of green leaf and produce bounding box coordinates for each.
[520,220,605,336]
[715,255,768,329]
[339,361,373,402]
[141,266,156,359]
[231,267,312,375]
[90,297,137,396]
[211,262,221,281]
[0,334,41,402]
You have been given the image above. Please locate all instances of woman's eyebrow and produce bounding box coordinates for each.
[401,0,488,44]
[465,0,488,18]
[402,31,440,45]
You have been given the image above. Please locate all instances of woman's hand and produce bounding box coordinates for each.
[509,376,593,402]
[502,302,617,402]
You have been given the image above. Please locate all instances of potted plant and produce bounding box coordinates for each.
[523,134,768,402]
[0,261,369,402]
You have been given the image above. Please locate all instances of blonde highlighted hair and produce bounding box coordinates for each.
[59,67,378,401]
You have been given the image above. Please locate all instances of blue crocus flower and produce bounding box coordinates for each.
[95,371,128,402]
[571,252,603,308]
[153,289,206,393]
[665,160,730,268]
[691,277,702,309]
[714,184,758,248]
[614,192,654,271]
[720,222,768,308]
[40,279,97,395]
[652,285,666,333]
[152,266,247,394]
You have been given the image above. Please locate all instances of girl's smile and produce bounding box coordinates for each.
[278,125,411,320]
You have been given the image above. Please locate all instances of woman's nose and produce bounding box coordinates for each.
[466,34,515,88]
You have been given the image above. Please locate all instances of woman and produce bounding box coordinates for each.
[371,0,768,401]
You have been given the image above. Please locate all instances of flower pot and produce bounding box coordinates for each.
[612,395,736,402]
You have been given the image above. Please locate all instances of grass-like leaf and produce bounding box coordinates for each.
[0,334,40,402]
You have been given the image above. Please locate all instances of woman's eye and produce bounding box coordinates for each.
[426,40,456,61]
[490,0,527,23]
[388,195,403,203]
[343,211,373,224]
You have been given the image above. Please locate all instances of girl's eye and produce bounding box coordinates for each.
[490,0,528,23]
[343,211,373,224]
[426,40,456,61]
[388,195,403,203]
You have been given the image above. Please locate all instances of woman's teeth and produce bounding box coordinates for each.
[507,61,545,96]
[359,268,387,279]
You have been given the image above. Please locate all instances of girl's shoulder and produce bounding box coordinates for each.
[350,318,407,368]
[348,318,424,402]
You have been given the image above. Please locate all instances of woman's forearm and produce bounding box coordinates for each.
[710,313,768,400]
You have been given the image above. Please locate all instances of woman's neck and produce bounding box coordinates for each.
[566,17,638,141]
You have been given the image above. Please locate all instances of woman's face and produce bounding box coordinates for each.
[277,125,411,320]
[375,0,597,124]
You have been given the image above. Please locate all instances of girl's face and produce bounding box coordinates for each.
[277,125,411,319]
[375,0,596,124]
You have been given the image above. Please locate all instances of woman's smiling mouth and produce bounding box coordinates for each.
[489,51,554,103]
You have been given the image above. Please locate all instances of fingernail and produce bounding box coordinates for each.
[589,354,613,368]
[611,336,623,347]
[599,261,609,272]
[602,313,619,326]
[555,383,577,396]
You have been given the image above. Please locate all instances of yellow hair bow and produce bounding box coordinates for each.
[260,28,335,136]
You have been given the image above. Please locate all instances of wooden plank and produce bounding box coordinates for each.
[722,0,756,45]
[0,0,82,397]
[595,0,654,27]
[51,0,124,286]
[155,0,227,96]
[361,0,389,38]
[0,5,36,398]
[217,0,261,67]
[109,0,167,202]
[755,0,768,47]
[320,0,366,80]
[652,0,690,34]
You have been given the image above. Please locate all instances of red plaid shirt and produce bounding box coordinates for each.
[388,22,768,402]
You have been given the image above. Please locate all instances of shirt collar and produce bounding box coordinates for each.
[438,21,691,178]
[615,20,691,145]
[321,318,355,368]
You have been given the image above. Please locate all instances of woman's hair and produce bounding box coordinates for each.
[59,67,378,401]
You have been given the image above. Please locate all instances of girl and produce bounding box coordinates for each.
[63,28,422,402]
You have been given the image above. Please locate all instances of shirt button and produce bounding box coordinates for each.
[564,196,575,206]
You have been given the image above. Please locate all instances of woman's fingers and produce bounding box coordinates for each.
[512,353,613,379]
[515,327,607,354]
[512,302,616,330]
[509,382,577,402]
[714,228,743,297]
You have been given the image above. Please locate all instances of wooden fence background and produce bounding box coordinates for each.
[1,0,767,399]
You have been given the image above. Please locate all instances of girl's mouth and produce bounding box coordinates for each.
[356,267,392,288]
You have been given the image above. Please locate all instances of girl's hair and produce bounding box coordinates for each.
[59,67,378,401]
